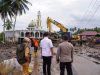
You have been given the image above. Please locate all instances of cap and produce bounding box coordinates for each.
[23,37,31,43]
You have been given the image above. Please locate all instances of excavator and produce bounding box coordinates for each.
[47,17,80,45]
[47,17,71,39]
[47,17,68,32]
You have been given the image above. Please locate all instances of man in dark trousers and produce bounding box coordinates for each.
[40,32,54,75]
[56,34,73,75]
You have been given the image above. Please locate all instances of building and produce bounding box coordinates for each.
[5,11,45,42]
[79,31,98,41]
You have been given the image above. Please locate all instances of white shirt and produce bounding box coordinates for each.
[40,37,53,56]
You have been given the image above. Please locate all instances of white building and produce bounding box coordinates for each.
[5,30,45,42]
[5,11,45,42]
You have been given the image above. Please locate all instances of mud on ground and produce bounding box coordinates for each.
[0,44,17,62]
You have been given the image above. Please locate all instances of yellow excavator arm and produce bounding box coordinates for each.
[47,17,80,43]
[47,17,68,32]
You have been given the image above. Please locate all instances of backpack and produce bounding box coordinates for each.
[16,44,31,65]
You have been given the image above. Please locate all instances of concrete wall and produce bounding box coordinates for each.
[5,30,44,42]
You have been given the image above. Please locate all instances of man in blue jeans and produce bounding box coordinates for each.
[56,34,73,75]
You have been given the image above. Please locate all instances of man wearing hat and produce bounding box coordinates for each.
[16,37,31,75]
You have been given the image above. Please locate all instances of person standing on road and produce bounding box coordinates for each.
[40,32,54,75]
[31,38,39,57]
[16,37,31,75]
[56,34,73,75]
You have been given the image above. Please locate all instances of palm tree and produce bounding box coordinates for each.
[0,0,31,42]
[11,0,31,42]
[0,0,14,42]
[5,19,12,30]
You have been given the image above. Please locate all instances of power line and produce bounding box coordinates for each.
[80,0,100,27]
[80,0,96,27]
[86,4,100,26]
[80,0,95,21]
[85,0,98,19]
[86,0,100,26]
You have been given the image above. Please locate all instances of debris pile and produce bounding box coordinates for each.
[74,46,100,61]
[0,44,16,62]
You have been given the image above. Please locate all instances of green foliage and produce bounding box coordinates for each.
[0,0,31,42]
[94,27,100,32]
[4,19,13,30]
[0,0,14,19]
[0,32,3,43]
[73,28,84,35]
[0,0,31,19]
[73,27,100,35]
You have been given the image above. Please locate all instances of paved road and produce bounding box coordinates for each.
[72,55,100,75]
[50,48,100,75]
[46,55,100,75]
[32,53,100,75]
[26,47,100,75]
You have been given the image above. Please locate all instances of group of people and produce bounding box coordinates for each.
[16,32,74,75]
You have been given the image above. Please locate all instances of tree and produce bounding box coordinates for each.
[0,0,31,42]
[0,0,14,42]
[5,19,13,30]
[0,32,3,43]
[73,28,86,35]
[94,27,100,32]
[0,0,14,19]
[11,0,31,42]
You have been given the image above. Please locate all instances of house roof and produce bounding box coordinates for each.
[79,31,98,36]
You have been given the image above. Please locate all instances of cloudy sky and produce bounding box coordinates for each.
[0,0,100,32]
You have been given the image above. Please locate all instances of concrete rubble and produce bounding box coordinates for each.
[74,45,100,63]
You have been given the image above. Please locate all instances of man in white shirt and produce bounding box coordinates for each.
[40,32,53,75]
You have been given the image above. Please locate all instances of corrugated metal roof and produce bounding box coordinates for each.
[79,31,97,36]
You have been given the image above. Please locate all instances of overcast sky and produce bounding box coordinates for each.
[0,0,100,32]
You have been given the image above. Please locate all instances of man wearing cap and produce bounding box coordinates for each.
[23,37,31,75]
[16,37,31,75]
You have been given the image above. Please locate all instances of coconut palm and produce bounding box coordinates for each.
[11,0,31,42]
[0,0,14,42]
[5,19,13,30]
[0,0,31,42]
